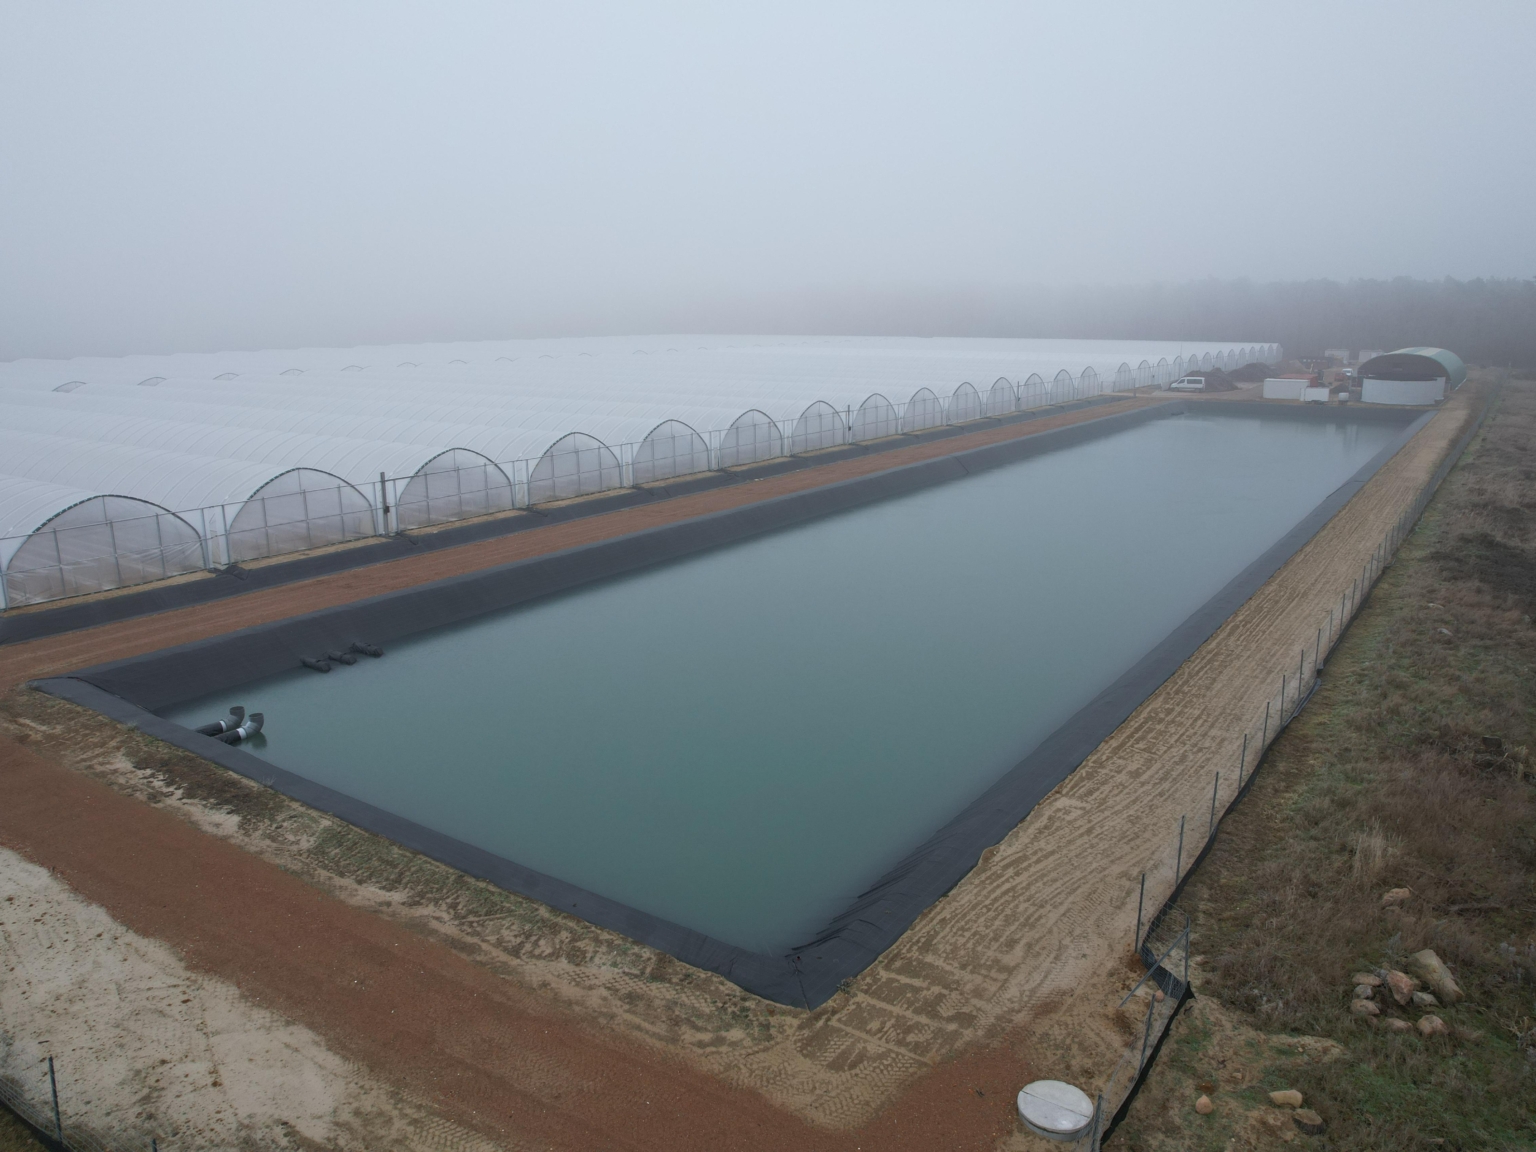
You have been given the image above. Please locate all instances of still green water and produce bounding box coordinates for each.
[167,413,1401,952]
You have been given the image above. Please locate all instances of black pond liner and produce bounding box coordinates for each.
[32,400,1432,1008]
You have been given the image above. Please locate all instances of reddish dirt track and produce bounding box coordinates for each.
[0,404,1159,1150]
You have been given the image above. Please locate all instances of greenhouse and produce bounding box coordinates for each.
[0,336,1278,607]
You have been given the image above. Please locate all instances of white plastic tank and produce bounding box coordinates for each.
[1017,1079,1095,1141]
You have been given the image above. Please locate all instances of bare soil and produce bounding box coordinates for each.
[0,388,1482,1149]
[0,845,504,1151]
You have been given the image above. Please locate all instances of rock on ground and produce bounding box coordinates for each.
[1408,949,1464,1005]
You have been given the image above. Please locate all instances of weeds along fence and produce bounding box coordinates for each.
[0,1053,166,1152]
[1071,386,1499,1151]
[0,374,1130,610]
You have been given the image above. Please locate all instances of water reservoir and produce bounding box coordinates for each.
[161,411,1405,961]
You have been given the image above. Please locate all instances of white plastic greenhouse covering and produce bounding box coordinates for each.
[0,336,1278,607]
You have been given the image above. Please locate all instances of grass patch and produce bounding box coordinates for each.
[1114,376,1536,1151]
[0,1107,46,1152]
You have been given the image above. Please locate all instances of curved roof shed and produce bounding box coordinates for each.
[1357,348,1466,389]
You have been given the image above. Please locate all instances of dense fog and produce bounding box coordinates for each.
[3,3,1532,362]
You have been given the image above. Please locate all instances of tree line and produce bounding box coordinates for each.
[998,278,1536,368]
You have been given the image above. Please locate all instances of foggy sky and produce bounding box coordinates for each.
[3,1,1533,361]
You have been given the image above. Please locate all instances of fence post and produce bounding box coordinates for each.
[1261,699,1271,749]
[48,1055,62,1142]
[1315,628,1321,673]
[1208,772,1220,840]
[1174,815,1186,888]
[1238,732,1248,790]
[1135,872,1145,952]
[1137,993,1157,1070]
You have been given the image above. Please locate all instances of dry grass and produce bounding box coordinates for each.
[0,1109,45,1152]
[1113,375,1536,1151]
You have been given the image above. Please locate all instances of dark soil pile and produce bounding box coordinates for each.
[1195,368,1237,392]
[1228,362,1273,384]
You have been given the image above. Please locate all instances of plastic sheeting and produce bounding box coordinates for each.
[1,337,1276,606]
[36,402,1419,1006]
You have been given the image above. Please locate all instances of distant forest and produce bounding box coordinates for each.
[742,278,1536,370]
[1003,278,1536,368]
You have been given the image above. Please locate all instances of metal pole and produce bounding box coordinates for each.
[1262,699,1271,748]
[1315,628,1322,673]
[1281,673,1287,719]
[1135,872,1145,950]
[1174,815,1186,888]
[1238,732,1248,789]
[48,1055,62,1141]
[1208,771,1220,840]
[1138,993,1156,1069]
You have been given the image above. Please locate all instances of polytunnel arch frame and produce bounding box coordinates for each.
[788,400,846,455]
[3,493,207,609]
[901,387,946,434]
[718,409,785,469]
[225,467,377,564]
[948,382,982,425]
[632,418,714,485]
[527,432,625,505]
[1051,370,1075,404]
[984,377,1017,417]
[850,393,900,443]
[394,447,516,531]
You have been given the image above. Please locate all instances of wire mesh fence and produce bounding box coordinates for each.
[0,1052,164,1152]
[0,372,1136,609]
[1073,386,1495,1150]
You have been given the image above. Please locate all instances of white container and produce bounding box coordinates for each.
[1303,387,1330,403]
[1361,377,1444,405]
[1262,378,1308,400]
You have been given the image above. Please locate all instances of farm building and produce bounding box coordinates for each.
[1357,347,1466,406]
